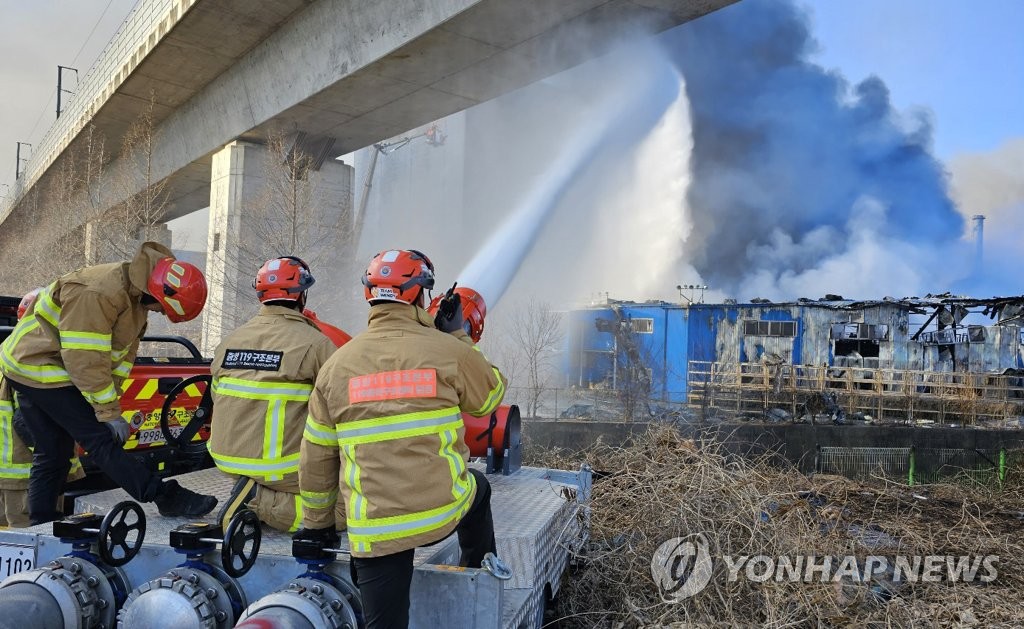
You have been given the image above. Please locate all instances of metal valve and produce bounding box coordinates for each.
[235,536,362,629]
[117,509,261,629]
[0,501,144,629]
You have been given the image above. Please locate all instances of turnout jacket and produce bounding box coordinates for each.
[300,303,506,558]
[0,242,171,421]
[0,377,32,488]
[0,376,84,490]
[210,305,336,488]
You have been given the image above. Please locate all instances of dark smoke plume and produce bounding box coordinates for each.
[664,0,965,299]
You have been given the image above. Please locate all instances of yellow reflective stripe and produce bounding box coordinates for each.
[263,399,287,481]
[59,330,112,352]
[120,378,134,392]
[112,360,133,378]
[83,383,117,405]
[111,347,131,361]
[210,450,300,478]
[163,296,186,317]
[438,428,468,501]
[0,403,19,469]
[35,285,61,328]
[213,377,313,402]
[0,318,72,384]
[342,444,369,553]
[470,367,505,416]
[0,464,32,479]
[346,478,474,547]
[290,495,303,533]
[300,488,338,511]
[68,457,83,476]
[303,415,337,446]
[336,407,462,446]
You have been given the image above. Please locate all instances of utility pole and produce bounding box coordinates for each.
[57,65,79,118]
[15,142,31,180]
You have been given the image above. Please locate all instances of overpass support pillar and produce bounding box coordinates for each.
[200,141,354,355]
[202,141,264,355]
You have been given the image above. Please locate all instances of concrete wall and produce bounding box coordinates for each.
[523,419,1024,475]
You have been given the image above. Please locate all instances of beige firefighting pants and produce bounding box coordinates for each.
[0,488,30,528]
[249,479,347,533]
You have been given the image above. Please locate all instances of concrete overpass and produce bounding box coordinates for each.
[0,0,735,346]
[2,0,734,226]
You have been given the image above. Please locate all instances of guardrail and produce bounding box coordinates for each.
[1,0,197,220]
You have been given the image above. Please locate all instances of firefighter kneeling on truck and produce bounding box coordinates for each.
[296,248,508,629]
[0,242,218,524]
[210,257,340,532]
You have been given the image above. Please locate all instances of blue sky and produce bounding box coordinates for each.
[804,0,1024,159]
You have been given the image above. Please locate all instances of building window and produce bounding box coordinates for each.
[830,323,889,341]
[743,320,796,337]
[630,318,654,334]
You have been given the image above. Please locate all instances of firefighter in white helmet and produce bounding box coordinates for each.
[297,248,507,628]
[0,242,216,524]
[210,256,340,532]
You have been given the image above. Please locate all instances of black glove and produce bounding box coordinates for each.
[434,293,465,335]
[292,526,340,549]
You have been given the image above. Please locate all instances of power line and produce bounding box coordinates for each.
[71,0,117,67]
[24,0,118,144]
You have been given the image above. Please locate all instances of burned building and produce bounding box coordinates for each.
[567,295,1024,407]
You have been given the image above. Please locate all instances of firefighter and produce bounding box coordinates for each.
[0,241,217,524]
[297,249,507,628]
[0,291,84,527]
[209,256,338,532]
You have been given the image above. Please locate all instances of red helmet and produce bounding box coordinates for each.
[147,257,207,322]
[17,288,41,320]
[254,257,315,304]
[362,249,435,304]
[427,287,487,342]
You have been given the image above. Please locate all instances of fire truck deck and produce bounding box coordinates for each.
[0,463,591,628]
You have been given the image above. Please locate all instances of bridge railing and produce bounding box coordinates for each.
[2,0,196,219]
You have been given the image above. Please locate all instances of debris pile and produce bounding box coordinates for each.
[530,426,1024,627]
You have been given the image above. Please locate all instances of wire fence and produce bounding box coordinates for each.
[816,446,1021,487]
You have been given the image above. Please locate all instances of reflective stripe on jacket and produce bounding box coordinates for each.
[209,305,336,486]
[299,303,506,557]
[0,242,169,420]
[0,378,31,486]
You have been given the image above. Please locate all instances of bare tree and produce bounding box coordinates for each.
[507,300,565,418]
[204,133,352,343]
[90,96,170,264]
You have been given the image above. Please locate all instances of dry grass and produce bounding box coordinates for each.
[528,425,1024,628]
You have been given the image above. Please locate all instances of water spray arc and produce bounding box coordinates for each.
[456,53,686,313]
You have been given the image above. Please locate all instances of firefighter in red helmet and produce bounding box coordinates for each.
[297,249,508,628]
[0,241,216,524]
[210,256,339,532]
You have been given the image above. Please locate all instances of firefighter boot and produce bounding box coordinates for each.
[217,476,257,530]
[155,479,218,517]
